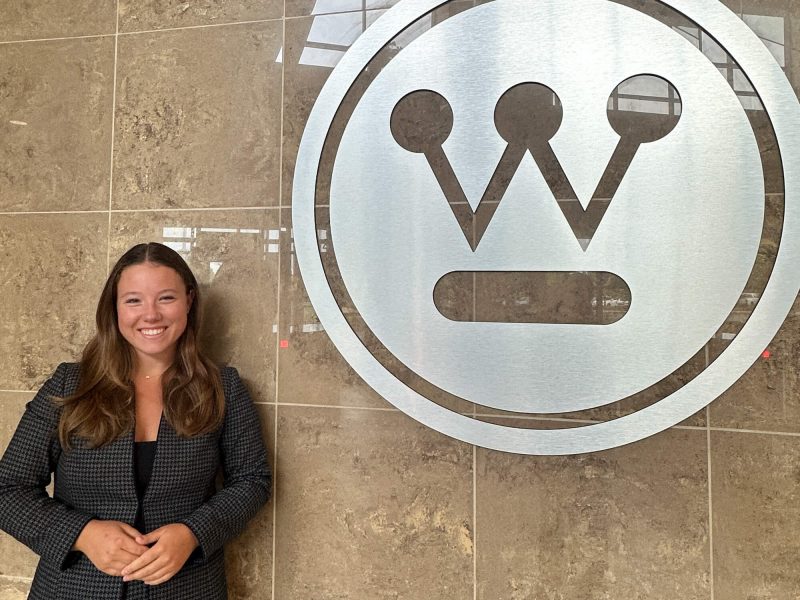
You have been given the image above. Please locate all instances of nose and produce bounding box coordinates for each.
[142,300,161,322]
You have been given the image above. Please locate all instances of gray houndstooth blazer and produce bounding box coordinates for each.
[0,362,271,600]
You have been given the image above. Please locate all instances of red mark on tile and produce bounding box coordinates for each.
[762,349,771,359]
[280,339,289,349]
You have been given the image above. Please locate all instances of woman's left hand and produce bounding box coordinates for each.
[120,523,199,585]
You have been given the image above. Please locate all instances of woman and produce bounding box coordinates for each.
[0,242,271,599]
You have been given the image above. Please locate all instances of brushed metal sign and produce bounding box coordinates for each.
[293,0,800,454]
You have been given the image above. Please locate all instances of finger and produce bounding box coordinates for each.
[112,548,145,565]
[108,556,141,575]
[119,537,149,557]
[121,548,159,577]
[135,527,165,546]
[143,566,174,585]
[119,523,143,539]
[123,552,167,581]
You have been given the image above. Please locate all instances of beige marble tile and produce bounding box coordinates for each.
[113,23,282,210]
[723,0,743,15]
[748,110,786,195]
[711,431,800,599]
[276,283,392,408]
[110,210,279,403]
[226,404,274,600]
[274,406,473,599]
[0,394,31,449]
[0,393,38,579]
[0,578,30,600]
[0,1,115,42]
[119,0,282,33]
[0,38,114,212]
[0,214,108,390]
[709,294,799,433]
[477,428,710,600]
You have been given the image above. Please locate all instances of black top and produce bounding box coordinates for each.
[133,441,157,530]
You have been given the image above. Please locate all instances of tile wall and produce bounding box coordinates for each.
[0,1,798,598]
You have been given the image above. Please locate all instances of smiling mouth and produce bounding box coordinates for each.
[140,327,167,337]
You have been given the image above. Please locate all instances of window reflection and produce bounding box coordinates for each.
[675,13,788,112]
[607,74,681,116]
[278,2,432,67]
[277,7,390,67]
[160,225,280,282]
[281,2,789,115]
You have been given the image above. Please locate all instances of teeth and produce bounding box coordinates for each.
[141,328,165,336]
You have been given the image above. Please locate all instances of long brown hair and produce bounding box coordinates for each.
[58,242,224,449]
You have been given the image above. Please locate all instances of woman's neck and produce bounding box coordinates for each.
[134,356,174,380]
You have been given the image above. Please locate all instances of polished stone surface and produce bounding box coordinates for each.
[0,214,108,390]
[0,37,114,212]
[1,1,800,598]
[0,1,115,42]
[119,0,282,33]
[708,192,796,433]
[286,0,399,18]
[477,428,710,600]
[711,431,800,599]
[277,209,392,408]
[226,404,274,600]
[0,578,30,600]
[0,393,38,579]
[274,406,473,599]
[113,23,282,210]
[710,294,800,433]
[109,210,280,403]
[282,15,336,207]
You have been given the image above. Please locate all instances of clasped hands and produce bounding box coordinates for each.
[73,520,198,585]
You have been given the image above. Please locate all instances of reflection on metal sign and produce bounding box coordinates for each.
[293,0,800,454]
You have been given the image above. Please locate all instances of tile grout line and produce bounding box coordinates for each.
[284,8,388,20]
[705,339,714,600]
[707,405,715,600]
[0,16,286,46]
[118,17,284,37]
[0,207,280,216]
[707,426,800,436]
[263,404,800,437]
[472,444,477,600]
[107,0,120,273]
[5,383,800,442]
[111,206,280,212]
[0,210,111,216]
[272,7,288,600]
[0,33,114,45]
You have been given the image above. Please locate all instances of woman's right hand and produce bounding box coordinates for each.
[72,520,149,576]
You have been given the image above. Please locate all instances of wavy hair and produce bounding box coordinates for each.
[58,242,224,449]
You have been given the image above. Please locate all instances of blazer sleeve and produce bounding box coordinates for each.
[0,363,94,570]
[180,367,271,560]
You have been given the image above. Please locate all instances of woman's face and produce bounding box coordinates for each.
[116,262,192,368]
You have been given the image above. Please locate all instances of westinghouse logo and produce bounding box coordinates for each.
[293,0,800,454]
